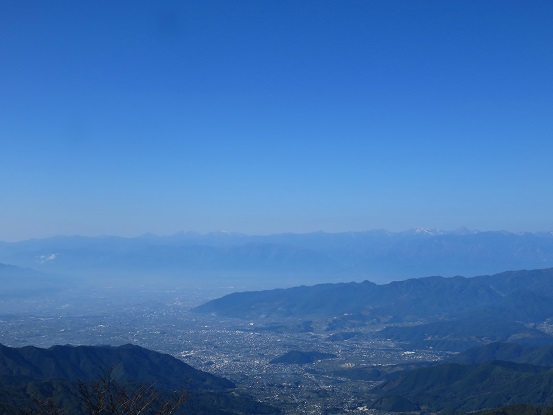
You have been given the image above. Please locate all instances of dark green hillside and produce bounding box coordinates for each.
[473,404,553,415]
[370,394,420,412]
[465,288,553,323]
[194,274,501,320]
[372,360,553,412]
[0,343,279,415]
[373,275,501,319]
[195,280,380,318]
[450,342,538,364]
[478,268,553,294]
[451,342,553,367]
[333,362,433,382]
[377,318,551,351]
[195,268,553,323]
[0,343,233,390]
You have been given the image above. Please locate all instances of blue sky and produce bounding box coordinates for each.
[1,0,552,241]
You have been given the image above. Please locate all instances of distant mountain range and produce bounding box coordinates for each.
[1,229,553,286]
[0,343,279,415]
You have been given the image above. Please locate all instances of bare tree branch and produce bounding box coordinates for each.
[76,367,188,415]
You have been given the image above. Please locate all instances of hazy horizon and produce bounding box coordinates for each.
[2,226,553,244]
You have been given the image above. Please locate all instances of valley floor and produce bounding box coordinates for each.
[0,287,449,414]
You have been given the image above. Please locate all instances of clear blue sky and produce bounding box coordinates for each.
[1,0,552,241]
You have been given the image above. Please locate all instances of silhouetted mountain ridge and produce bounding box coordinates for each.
[0,343,279,415]
[195,268,553,323]
[0,343,232,390]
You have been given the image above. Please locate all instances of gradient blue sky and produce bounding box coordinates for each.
[1,0,552,241]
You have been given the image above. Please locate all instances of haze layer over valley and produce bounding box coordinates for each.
[1,229,553,296]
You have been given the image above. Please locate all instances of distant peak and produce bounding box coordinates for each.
[404,227,443,235]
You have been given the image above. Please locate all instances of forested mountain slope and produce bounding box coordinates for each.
[195,268,553,323]
[0,343,279,415]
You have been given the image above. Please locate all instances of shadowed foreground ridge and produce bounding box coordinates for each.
[0,343,280,415]
[372,360,553,412]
